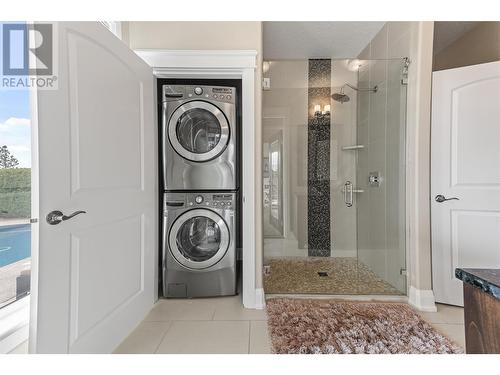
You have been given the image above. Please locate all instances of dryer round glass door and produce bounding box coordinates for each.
[168,101,230,162]
[169,209,230,270]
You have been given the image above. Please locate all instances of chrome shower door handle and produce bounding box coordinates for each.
[343,181,353,207]
[46,210,87,225]
[435,195,459,203]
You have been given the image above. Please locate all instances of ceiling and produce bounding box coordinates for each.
[263,22,386,60]
[433,22,480,54]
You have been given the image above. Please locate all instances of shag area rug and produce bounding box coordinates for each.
[266,298,463,354]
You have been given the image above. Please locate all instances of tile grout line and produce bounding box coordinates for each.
[144,318,267,323]
[153,321,174,354]
[247,320,251,354]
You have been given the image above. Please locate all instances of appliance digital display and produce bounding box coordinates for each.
[212,87,232,93]
[213,194,232,200]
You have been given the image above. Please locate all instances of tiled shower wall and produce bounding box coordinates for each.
[330,61,358,257]
[307,59,331,257]
[262,60,357,258]
[356,23,410,293]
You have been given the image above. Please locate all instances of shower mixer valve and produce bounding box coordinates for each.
[368,172,381,187]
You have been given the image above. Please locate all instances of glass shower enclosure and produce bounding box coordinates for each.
[262,58,408,295]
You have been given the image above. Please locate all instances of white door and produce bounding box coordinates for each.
[431,61,500,306]
[31,22,156,353]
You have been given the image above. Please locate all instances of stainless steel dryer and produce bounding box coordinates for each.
[162,85,237,190]
[163,191,237,298]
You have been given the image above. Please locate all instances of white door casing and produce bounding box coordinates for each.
[135,49,263,309]
[31,22,156,353]
[431,61,500,306]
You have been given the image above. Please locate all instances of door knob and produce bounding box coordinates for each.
[435,195,459,203]
[46,210,86,225]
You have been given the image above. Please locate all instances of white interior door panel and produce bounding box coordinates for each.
[32,22,156,353]
[431,61,500,306]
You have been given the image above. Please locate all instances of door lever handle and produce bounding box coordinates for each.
[46,210,87,225]
[435,195,459,203]
[343,181,353,207]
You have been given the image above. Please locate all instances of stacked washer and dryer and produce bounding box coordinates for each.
[161,83,240,298]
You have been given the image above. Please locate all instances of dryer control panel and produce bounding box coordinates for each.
[164,192,236,211]
[187,192,235,209]
[163,85,236,104]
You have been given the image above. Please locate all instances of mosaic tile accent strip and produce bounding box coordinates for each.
[263,257,402,295]
[307,59,331,256]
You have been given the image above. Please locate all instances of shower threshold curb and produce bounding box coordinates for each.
[265,294,409,303]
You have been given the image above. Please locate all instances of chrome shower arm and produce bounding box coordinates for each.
[343,83,378,93]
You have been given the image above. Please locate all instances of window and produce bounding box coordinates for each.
[0,22,32,311]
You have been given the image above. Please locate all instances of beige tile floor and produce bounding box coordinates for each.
[413,303,466,349]
[7,300,464,354]
[114,294,271,354]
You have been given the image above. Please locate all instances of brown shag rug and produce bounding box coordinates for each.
[266,298,463,354]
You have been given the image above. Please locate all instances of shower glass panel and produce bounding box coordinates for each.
[262,58,408,295]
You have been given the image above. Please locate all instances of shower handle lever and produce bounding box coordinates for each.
[344,181,353,207]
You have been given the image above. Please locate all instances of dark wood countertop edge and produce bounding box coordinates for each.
[455,268,500,301]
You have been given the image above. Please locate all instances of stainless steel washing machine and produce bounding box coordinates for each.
[163,191,237,298]
[162,85,237,191]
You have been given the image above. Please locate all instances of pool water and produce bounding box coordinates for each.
[0,224,31,267]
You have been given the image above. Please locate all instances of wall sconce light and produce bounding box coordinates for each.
[263,61,270,74]
[314,104,331,118]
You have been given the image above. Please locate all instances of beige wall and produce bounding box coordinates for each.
[433,22,500,71]
[126,22,262,50]
[124,21,265,289]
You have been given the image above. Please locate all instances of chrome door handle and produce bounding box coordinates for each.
[343,181,353,207]
[435,195,459,203]
[46,210,87,225]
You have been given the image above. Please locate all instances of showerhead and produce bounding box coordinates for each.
[331,82,378,103]
[331,92,350,103]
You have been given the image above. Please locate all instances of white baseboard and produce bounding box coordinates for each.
[408,286,437,312]
[254,288,266,310]
[243,288,266,310]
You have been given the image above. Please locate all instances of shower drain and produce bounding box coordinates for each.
[263,265,271,276]
[317,271,329,277]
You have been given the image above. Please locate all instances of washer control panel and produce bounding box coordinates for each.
[163,84,236,104]
[186,192,236,209]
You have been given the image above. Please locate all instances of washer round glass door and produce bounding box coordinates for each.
[169,209,230,270]
[168,101,230,162]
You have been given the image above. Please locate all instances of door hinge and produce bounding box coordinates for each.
[400,268,407,276]
[401,57,410,86]
[262,77,271,91]
[30,218,38,223]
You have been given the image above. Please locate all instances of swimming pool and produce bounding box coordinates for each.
[0,224,31,268]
